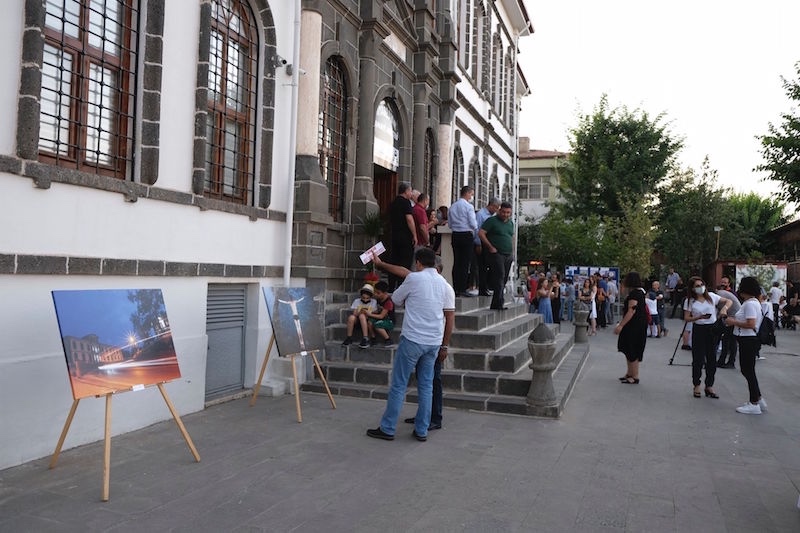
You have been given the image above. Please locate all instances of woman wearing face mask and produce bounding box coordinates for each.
[724,277,767,414]
[614,272,648,384]
[683,276,733,398]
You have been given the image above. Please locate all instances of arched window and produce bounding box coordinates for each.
[459,0,473,69]
[502,178,511,202]
[492,33,502,112]
[504,49,513,126]
[423,129,436,201]
[452,146,464,203]
[318,56,348,222]
[204,0,258,204]
[39,0,139,178]
[490,172,499,200]
[470,159,486,206]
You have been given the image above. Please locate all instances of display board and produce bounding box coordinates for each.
[52,289,181,399]
[262,287,325,356]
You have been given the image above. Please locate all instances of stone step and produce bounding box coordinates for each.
[325,306,537,347]
[301,331,590,418]
[324,318,549,375]
[314,331,573,395]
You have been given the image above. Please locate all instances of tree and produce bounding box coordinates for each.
[609,197,654,276]
[726,192,786,259]
[757,61,800,203]
[559,95,683,219]
[654,160,731,274]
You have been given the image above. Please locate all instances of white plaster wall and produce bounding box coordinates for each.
[0,2,23,156]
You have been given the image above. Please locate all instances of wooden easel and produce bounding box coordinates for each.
[49,383,200,502]
[249,333,336,422]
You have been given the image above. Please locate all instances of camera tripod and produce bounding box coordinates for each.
[668,319,692,366]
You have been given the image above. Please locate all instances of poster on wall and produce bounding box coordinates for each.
[263,287,325,357]
[52,289,182,400]
[735,263,788,293]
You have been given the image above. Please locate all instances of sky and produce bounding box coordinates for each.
[517,0,800,197]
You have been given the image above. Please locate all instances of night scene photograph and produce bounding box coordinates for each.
[52,289,182,399]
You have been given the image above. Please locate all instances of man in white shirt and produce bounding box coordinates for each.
[769,281,782,329]
[367,248,456,442]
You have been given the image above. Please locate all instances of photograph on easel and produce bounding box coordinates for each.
[262,287,325,356]
[52,289,182,399]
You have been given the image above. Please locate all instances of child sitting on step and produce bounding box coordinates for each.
[365,281,395,346]
[342,284,378,348]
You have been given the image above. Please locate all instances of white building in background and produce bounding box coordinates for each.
[517,137,567,223]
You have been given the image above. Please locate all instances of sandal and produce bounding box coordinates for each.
[704,388,719,399]
[693,388,702,398]
[619,375,632,381]
[621,377,639,384]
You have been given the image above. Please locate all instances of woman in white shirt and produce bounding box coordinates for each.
[683,276,732,399]
[725,277,767,415]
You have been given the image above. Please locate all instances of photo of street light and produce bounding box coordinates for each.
[263,287,325,357]
[52,289,182,399]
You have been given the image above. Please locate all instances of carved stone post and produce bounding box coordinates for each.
[573,309,589,343]
[526,324,558,417]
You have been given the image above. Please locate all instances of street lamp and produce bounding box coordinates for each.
[714,226,722,261]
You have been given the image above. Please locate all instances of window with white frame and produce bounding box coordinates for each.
[518,175,550,200]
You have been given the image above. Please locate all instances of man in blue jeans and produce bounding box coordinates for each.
[367,248,455,441]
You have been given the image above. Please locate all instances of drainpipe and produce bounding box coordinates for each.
[283,0,302,287]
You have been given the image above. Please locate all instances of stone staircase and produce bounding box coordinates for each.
[302,292,590,417]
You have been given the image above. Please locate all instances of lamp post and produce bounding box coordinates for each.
[714,226,722,261]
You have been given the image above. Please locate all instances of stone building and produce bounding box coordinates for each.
[0,0,531,469]
[517,137,567,223]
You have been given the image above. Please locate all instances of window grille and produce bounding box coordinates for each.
[205,0,258,204]
[318,57,347,221]
[40,0,139,178]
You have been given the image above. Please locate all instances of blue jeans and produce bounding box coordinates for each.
[380,336,438,437]
[565,299,574,321]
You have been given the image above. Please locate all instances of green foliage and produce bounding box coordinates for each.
[358,211,383,239]
[609,197,654,276]
[559,95,683,219]
[757,61,800,203]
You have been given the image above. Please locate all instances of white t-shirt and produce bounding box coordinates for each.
[645,298,658,315]
[769,286,782,305]
[734,298,761,337]
[391,267,456,345]
[683,292,721,325]
[350,297,377,314]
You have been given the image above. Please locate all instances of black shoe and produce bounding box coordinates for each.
[723,363,735,369]
[478,291,491,296]
[341,337,352,346]
[358,337,370,348]
[412,430,427,442]
[366,427,394,440]
[405,417,442,431]
[716,359,726,367]
[490,306,508,311]
[681,345,691,351]
[459,292,475,298]
[384,338,394,347]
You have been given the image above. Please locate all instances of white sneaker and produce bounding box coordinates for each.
[758,398,768,412]
[736,402,762,415]
[757,355,766,360]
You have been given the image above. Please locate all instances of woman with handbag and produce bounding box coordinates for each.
[725,276,767,414]
[683,276,733,399]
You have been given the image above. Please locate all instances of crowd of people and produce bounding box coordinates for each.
[348,182,785,441]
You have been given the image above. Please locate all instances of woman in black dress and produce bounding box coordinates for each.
[550,274,562,324]
[614,272,648,384]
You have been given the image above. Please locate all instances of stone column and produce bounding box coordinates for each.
[526,324,559,417]
[436,123,453,208]
[573,309,589,343]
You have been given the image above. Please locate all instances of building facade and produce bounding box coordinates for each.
[517,137,566,223]
[0,0,531,469]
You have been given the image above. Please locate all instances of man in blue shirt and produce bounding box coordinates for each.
[448,185,477,297]
[474,197,499,296]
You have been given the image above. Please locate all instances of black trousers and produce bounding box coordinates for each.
[736,336,761,403]
[476,246,489,294]
[691,323,717,387]
[389,238,414,291]
[451,232,474,294]
[718,325,737,365]
[487,252,512,309]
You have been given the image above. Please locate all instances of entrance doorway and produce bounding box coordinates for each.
[373,163,397,241]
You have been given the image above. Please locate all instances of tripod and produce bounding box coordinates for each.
[668,319,691,366]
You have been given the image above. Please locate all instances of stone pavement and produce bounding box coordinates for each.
[1,316,799,532]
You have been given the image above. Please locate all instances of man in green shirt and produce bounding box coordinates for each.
[479,201,514,310]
